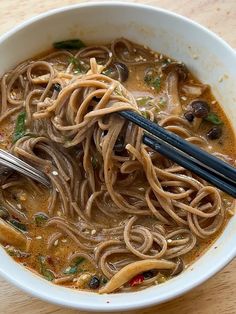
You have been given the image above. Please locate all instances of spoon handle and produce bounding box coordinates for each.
[0,149,50,187]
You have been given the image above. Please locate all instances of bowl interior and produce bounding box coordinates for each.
[0,2,236,312]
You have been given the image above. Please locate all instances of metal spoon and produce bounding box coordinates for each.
[0,149,50,187]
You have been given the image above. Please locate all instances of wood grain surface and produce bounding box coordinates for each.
[0,1,236,313]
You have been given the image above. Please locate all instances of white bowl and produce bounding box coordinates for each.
[0,2,236,312]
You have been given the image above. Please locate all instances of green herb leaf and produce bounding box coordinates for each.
[114,88,123,96]
[102,68,114,77]
[9,219,27,232]
[74,257,85,266]
[34,213,48,227]
[68,57,87,74]
[68,56,79,66]
[91,156,98,169]
[159,97,167,107]
[38,256,55,281]
[204,112,223,125]
[152,77,161,90]
[63,257,85,275]
[6,246,18,257]
[42,269,55,281]
[136,96,153,107]
[141,111,148,119]
[101,277,108,284]
[53,39,86,50]
[162,58,171,66]
[13,112,26,143]
[63,265,78,275]
[144,74,153,85]
[144,70,161,91]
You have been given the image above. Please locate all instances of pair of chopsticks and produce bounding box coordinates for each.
[119,110,236,198]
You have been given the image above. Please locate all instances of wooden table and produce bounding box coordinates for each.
[0,0,236,313]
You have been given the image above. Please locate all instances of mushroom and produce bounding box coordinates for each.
[186,99,210,130]
[162,62,188,81]
[99,259,175,294]
[182,83,208,97]
[103,62,129,82]
[0,217,28,249]
[171,257,184,276]
[190,100,209,119]
[113,62,129,82]
[207,126,223,140]
[162,62,188,115]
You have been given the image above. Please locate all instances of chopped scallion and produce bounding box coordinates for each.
[13,111,26,143]
[34,213,49,227]
[204,112,223,125]
[136,96,153,107]
[9,219,27,232]
[38,255,55,281]
[91,156,98,169]
[63,257,85,275]
[144,69,161,91]
[53,39,85,50]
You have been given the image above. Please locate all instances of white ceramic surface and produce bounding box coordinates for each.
[0,2,236,312]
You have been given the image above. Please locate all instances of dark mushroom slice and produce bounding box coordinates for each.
[89,275,100,289]
[190,100,209,118]
[143,270,155,279]
[162,62,188,115]
[184,111,194,122]
[171,257,184,276]
[207,126,223,140]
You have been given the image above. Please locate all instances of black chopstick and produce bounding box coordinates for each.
[119,110,236,183]
[143,133,236,198]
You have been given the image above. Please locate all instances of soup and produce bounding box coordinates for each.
[0,38,235,293]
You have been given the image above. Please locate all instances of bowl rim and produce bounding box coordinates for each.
[0,1,236,312]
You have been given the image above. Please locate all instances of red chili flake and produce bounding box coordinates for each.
[129,274,144,287]
[46,256,55,268]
